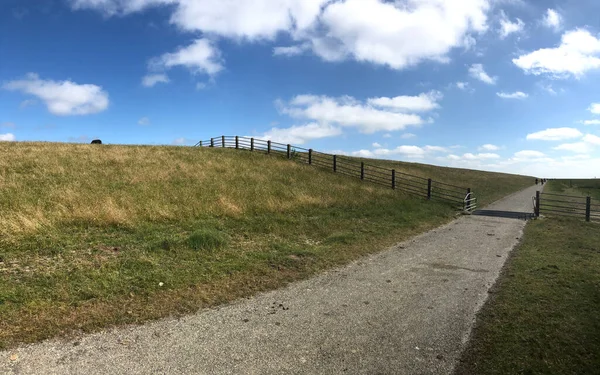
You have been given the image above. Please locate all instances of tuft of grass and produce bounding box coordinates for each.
[456,197,600,373]
[187,229,229,251]
[0,142,533,349]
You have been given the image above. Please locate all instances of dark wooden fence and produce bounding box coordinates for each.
[534,191,599,222]
[196,136,476,211]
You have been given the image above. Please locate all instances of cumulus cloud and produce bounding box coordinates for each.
[357,143,448,159]
[142,73,170,87]
[0,133,15,141]
[367,91,443,112]
[554,142,593,154]
[258,122,342,144]
[456,82,470,90]
[514,150,545,158]
[310,0,490,69]
[138,117,150,126]
[498,10,524,39]
[513,29,600,78]
[400,133,416,139]
[70,0,492,70]
[469,64,497,84]
[589,103,600,114]
[150,38,223,76]
[3,73,109,116]
[582,119,600,125]
[526,127,583,141]
[542,9,562,31]
[277,92,442,134]
[479,144,500,151]
[496,91,528,99]
[372,142,382,148]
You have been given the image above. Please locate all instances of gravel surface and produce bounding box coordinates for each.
[1,185,542,375]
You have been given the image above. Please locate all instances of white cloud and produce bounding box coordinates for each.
[311,0,490,69]
[424,145,447,153]
[3,73,109,116]
[589,103,600,114]
[196,82,207,90]
[278,92,441,134]
[513,29,600,78]
[583,133,600,145]
[150,38,223,76]
[543,9,562,31]
[526,127,583,141]
[498,10,524,39]
[456,81,470,90]
[142,73,170,87]
[539,84,557,95]
[479,144,500,151]
[367,91,443,112]
[71,0,491,70]
[400,133,416,139]
[383,133,392,138]
[554,142,593,154]
[469,64,497,84]
[583,119,600,125]
[496,91,528,99]
[138,117,150,126]
[258,122,342,145]
[372,142,382,148]
[372,145,427,159]
[273,44,308,57]
[0,133,15,141]
[514,150,545,158]
[553,134,600,154]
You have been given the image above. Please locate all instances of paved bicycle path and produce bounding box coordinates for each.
[1,185,541,375]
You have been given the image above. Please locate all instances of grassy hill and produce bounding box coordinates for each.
[0,142,532,348]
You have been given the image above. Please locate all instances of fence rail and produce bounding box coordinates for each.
[534,191,598,222]
[196,136,474,211]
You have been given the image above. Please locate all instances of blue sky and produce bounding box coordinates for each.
[2,0,600,177]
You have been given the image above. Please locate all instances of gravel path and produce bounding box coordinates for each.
[1,185,541,375]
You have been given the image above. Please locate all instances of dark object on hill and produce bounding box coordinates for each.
[91,139,102,144]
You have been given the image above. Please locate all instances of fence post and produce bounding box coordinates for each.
[221,135,225,148]
[287,144,291,159]
[308,149,312,165]
[210,138,214,147]
[586,196,591,222]
[392,170,396,189]
[465,188,471,211]
[250,138,254,151]
[333,155,337,172]
[235,136,239,149]
[535,191,540,217]
[267,140,271,154]
[360,162,364,180]
[427,179,432,200]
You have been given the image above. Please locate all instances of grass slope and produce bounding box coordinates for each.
[456,180,600,375]
[0,143,531,349]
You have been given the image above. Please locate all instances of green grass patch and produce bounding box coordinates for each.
[456,217,600,375]
[0,142,533,349]
[187,228,229,251]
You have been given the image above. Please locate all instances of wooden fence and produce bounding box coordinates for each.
[534,191,599,222]
[196,136,476,211]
